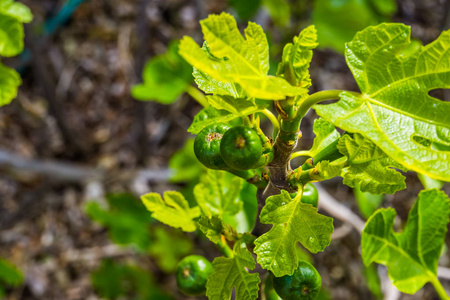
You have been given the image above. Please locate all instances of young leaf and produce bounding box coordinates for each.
[308,118,340,158]
[0,13,24,57]
[179,12,307,100]
[132,41,193,104]
[0,62,21,106]
[254,190,334,277]
[141,191,200,232]
[338,133,406,194]
[361,189,450,294]
[197,215,238,243]
[206,245,260,300]
[193,43,246,98]
[194,169,242,217]
[0,0,33,23]
[277,25,318,88]
[314,24,450,181]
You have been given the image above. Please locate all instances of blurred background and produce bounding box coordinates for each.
[0,0,449,299]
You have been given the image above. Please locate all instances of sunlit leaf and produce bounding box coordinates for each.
[141,191,200,232]
[179,13,307,100]
[315,24,450,181]
[254,190,333,277]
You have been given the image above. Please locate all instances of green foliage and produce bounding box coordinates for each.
[314,24,450,181]
[136,12,450,300]
[312,0,396,53]
[228,0,261,20]
[91,259,172,300]
[308,118,340,158]
[132,41,193,104]
[363,264,383,299]
[168,138,204,183]
[0,0,32,106]
[0,62,20,106]
[188,104,263,134]
[254,190,333,277]
[85,194,153,251]
[361,189,450,294]
[354,186,384,219]
[0,257,23,287]
[0,0,33,23]
[179,12,307,100]
[338,133,406,194]
[197,215,238,244]
[195,169,244,217]
[141,191,201,232]
[206,244,260,300]
[262,0,290,27]
[277,25,318,88]
[148,227,193,273]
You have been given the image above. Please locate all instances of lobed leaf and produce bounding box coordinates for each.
[194,169,242,217]
[361,189,450,294]
[314,24,450,181]
[254,190,334,277]
[277,25,318,88]
[338,133,406,194]
[179,12,307,100]
[206,245,260,300]
[141,191,200,232]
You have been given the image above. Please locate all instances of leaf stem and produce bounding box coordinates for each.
[261,108,280,137]
[430,277,450,300]
[290,150,311,159]
[296,90,344,120]
[185,85,209,107]
[217,235,234,258]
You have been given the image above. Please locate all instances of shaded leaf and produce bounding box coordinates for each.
[338,133,406,194]
[206,245,260,300]
[361,189,450,294]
